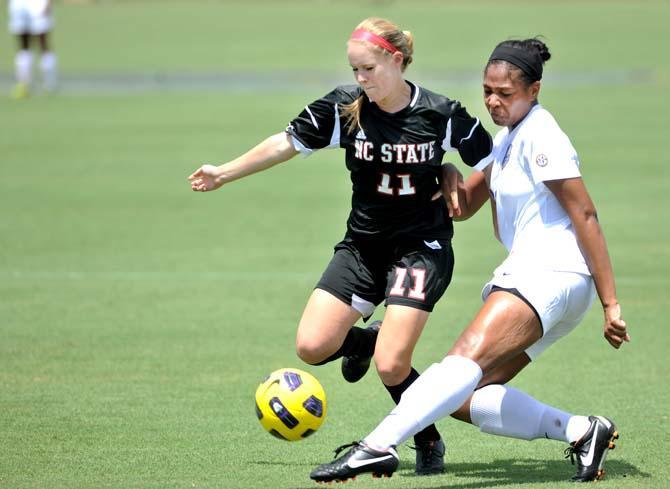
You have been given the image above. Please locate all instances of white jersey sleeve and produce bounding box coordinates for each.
[527,112,582,183]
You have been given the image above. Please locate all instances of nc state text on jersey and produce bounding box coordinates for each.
[354,140,437,163]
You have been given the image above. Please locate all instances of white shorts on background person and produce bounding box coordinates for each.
[8,0,53,35]
[482,269,596,360]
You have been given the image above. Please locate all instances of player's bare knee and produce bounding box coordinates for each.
[375,357,410,386]
[296,333,340,365]
[295,347,324,365]
[295,340,327,365]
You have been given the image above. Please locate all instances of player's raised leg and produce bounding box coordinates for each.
[295,288,370,367]
[296,237,385,374]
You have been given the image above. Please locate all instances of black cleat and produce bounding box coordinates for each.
[341,320,382,383]
[310,441,399,483]
[413,438,445,475]
[564,416,619,482]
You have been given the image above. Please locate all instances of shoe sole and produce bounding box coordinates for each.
[594,428,619,481]
[314,472,394,484]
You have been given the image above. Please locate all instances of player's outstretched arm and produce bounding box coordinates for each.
[188,132,299,192]
[546,177,630,349]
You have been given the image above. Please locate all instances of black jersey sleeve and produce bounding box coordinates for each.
[442,102,493,167]
[286,86,359,153]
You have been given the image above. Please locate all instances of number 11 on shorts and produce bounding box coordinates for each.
[389,267,426,300]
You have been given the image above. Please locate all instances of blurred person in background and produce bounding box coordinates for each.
[188,17,492,475]
[8,0,58,98]
[310,37,628,484]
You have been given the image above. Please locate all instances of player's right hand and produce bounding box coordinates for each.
[188,164,223,192]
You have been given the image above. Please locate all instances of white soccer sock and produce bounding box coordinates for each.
[15,50,33,84]
[364,355,482,449]
[40,52,58,90]
[470,384,592,443]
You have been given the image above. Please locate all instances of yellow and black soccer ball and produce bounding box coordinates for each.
[255,368,327,441]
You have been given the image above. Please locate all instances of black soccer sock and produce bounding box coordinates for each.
[311,326,375,366]
[384,367,442,445]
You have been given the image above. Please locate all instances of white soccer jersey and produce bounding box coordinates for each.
[476,104,590,275]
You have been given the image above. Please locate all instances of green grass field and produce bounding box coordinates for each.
[1,1,669,488]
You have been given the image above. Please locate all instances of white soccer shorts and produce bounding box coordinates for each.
[8,0,53,35]
[481,269,596,360]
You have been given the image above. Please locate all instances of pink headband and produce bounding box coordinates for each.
[350,29,400,54]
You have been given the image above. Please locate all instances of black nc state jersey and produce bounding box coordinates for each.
[286,82,492,241]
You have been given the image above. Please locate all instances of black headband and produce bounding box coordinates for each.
[488,45,543,82]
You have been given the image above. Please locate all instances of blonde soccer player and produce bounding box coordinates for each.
[188,17,492,475]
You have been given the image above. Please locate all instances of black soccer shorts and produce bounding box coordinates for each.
[315,234,454,317]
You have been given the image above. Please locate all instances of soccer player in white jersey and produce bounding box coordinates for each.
[310,38,629,484]
[8,0,58,98]
[188,17,492,474]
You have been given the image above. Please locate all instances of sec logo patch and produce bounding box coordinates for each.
[535,153,549,167]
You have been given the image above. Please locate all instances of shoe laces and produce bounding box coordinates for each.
[410,441,440,465]
[333,441,361,459]
[564,444,586,465]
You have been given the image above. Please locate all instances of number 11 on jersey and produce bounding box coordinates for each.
[389,267,426,300]
[377,173,416,196]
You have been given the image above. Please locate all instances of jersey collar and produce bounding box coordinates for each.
[367,81,419,117]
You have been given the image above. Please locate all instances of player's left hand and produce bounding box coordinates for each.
[603,303,630,349]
